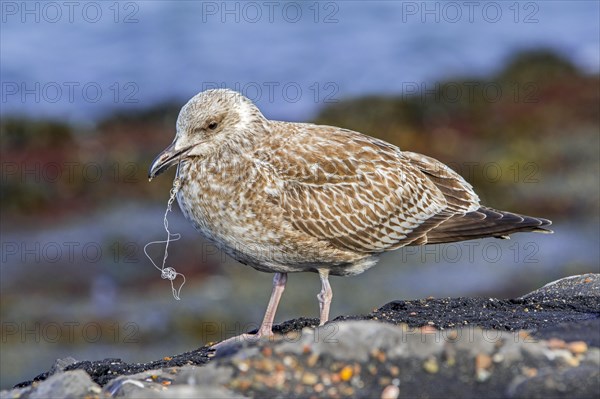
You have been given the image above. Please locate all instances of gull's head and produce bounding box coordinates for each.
[148,89,264,180]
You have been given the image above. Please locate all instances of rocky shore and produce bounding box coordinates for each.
[3,274,599,399]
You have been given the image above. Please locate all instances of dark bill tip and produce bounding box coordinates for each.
[148,143,190,180]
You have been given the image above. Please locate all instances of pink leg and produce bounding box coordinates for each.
[211,272,287,349]
[257,272,287,336]
[317,269,333,325]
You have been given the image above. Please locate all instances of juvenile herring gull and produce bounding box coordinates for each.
[149,89,552,342]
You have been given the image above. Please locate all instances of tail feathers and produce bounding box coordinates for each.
[422,207,553,245]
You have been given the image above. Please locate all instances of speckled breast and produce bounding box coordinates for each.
[174,157,306,272]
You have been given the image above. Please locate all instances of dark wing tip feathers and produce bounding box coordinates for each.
[486,207,553,235]
[475,207,554,237]
[422,206,553,245]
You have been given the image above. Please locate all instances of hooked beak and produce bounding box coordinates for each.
[148,142,192,181]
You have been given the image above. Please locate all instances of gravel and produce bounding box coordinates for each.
[3,273,598,399]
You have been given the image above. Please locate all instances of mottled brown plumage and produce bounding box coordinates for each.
[149,89,552,342]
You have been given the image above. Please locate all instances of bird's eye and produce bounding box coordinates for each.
[208,122,218,130]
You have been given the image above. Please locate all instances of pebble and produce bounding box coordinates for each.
[379,377,391,386]
[262,347,272,357]
[547,338,567,349]
[301,372,318,385]
[423,358,439,374]
[522,366,538,378]
[476,369,491,382]
[492,353,504,363]
[236,361,249,372]
[567,341,588,354]
[331,373,341,383]
[475,353,492,371]
[283,356,296,368]
[372,349,386,363]
[307,353,320,367]
[368,364,378,375]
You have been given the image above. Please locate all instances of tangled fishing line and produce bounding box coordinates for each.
[144,164,186,300]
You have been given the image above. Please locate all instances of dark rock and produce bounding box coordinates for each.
[520,273,600,300]
[5,274,599,399]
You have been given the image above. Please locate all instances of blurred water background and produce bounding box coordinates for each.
[1,0,599,389]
